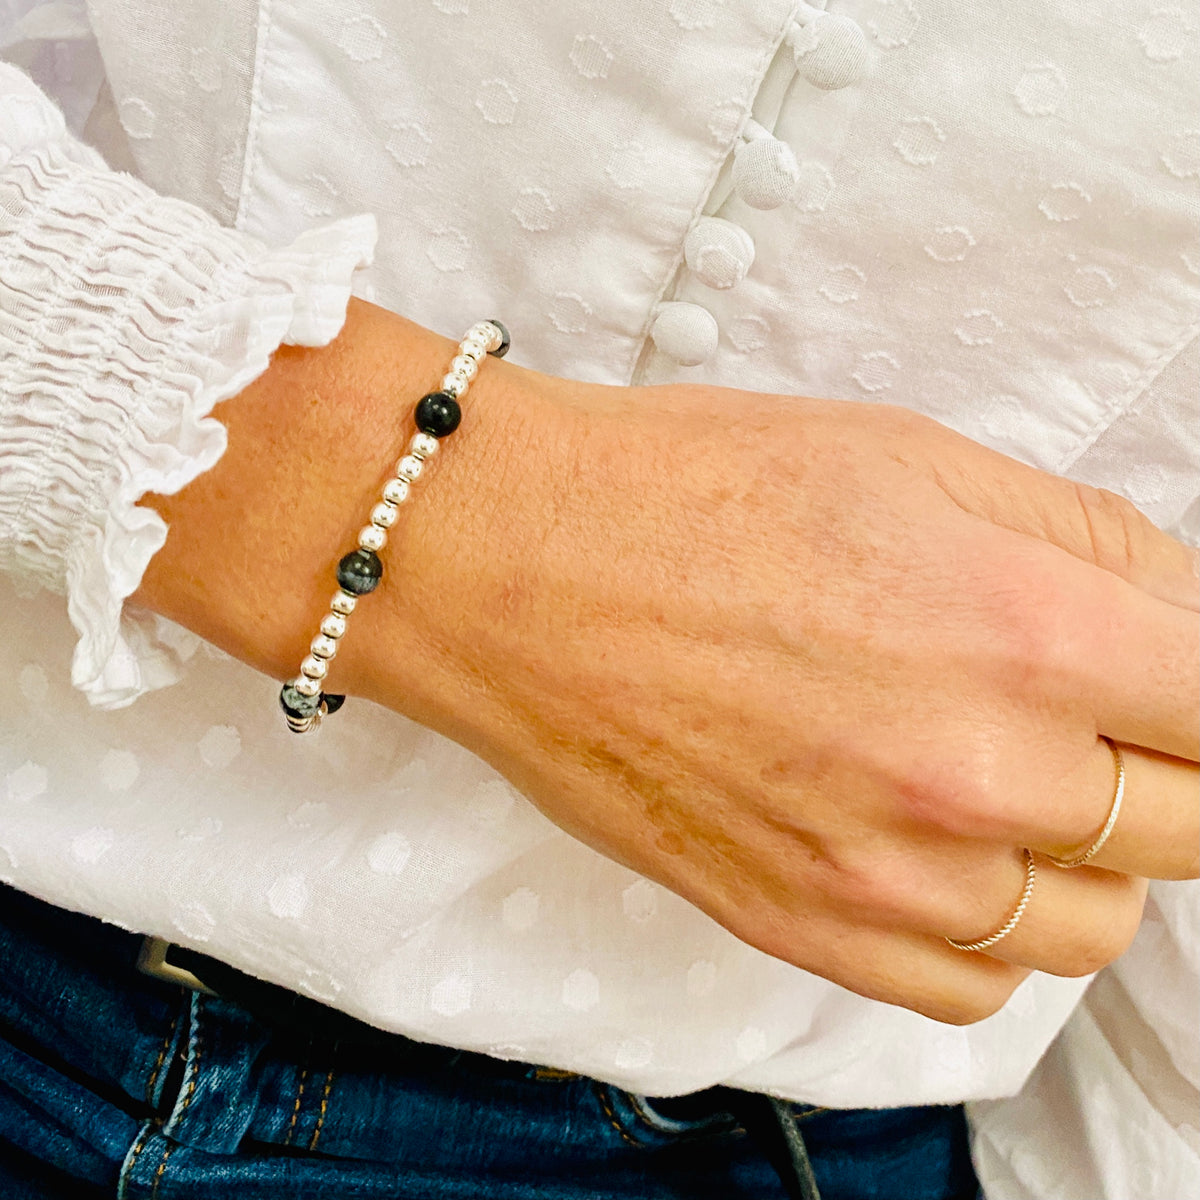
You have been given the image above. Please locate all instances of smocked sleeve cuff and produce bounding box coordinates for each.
[0,65,377,707]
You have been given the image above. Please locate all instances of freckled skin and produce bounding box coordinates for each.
[138,299,1199,1024]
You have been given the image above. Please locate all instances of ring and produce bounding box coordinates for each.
[1047,738,1125,869]
[946,849,1037,952]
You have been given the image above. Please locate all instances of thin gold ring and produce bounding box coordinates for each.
[1047,738,1125,869]
[946,849,1036,953]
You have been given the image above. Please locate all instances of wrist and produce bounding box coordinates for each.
[134,298,579,737]
[356,329,589,742]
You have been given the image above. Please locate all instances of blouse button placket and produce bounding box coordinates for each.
[652,1,870,368]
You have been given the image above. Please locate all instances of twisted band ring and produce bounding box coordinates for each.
[1048,738,1126,870]
[946,849,1037,953]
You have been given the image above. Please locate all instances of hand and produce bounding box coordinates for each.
[139,302,1199,1024]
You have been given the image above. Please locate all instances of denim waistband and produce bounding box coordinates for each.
[0,883,979,1200]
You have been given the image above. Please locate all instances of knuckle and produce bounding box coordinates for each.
[1072,482,1149,578]
[992,563,1074,679]
[892,744,1009,839]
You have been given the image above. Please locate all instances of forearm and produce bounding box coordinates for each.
[133,298,573,734]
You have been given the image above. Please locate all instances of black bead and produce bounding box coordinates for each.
[280,683,321,720]
[487,319,510,358]
[414,391,462,438]
[336,548,383,595]
[323,693,347,715]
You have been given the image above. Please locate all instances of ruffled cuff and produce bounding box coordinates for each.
[0,80,377,707]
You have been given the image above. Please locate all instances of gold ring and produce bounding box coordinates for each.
[1048,739,1125,869]
[946,849,1036,952]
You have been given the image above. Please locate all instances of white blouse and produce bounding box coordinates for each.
[1,1,1196,1195]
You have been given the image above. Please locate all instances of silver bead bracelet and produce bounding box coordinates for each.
[279,319,510,733]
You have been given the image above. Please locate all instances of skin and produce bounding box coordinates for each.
[136,300,1200,1025]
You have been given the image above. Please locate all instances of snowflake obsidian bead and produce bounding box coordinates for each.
[336,548,383,594]
[414,391,462,438]
[280,683,322,720]
[282,319,508,733]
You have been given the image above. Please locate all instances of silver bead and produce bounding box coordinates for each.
[371,501,398,529]
[300,655,328,680]
[290,709,320,734]
[450,354,478,381]
[396,455,423,482]
[464,322,492,344]
[409,432,439,460]
[382,477,410,505]
[358,524,387,552]
[481,322,504,353]
[459,337,488,361]
[320,612,347,639]
[331,590,357,616]
[310,634,339,660]
[441,372,469,398]
[293,673,322,697]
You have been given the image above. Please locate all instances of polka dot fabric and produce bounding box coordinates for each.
[1,2,1197,1193]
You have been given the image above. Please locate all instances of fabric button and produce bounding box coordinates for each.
[732,135,800,210]
[684,217,756,290]
[793,13,869,91]
[650,302,719,365]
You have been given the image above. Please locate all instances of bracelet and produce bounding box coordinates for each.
[279,318,511,734]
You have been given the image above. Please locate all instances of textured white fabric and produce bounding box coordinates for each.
[0,0,1197,1193]
[970,879,1200,1200]
[0,65,375,705]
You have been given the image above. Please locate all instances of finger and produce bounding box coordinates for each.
[1039,743,1199,881]
[1078,578,1198,761]
[722,900,1032,1026]
[657,830,1033,1026]
[1012,537,1200,761]
[942,852,1148,978]
[926,426,1200,613]
[958,736,1197,883]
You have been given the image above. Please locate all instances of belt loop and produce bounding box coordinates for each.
[726,1092,822,1200]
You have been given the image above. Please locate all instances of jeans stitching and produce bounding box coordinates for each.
[531,1066,578,1081]
[626,1092,666,1134]
[307,1064,336,1152]
[149,994,204,1197]
[149,1142,175,1200]
[164,998,202,1134]
[284,1064,310,1146]
[116,1122,155,1200]
[160,994,204,1140]
[593,1083,643,1149]
[144,1007,182,1108]
[793,1106,829,1124]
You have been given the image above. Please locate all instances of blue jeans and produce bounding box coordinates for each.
[0,884,978,1199]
